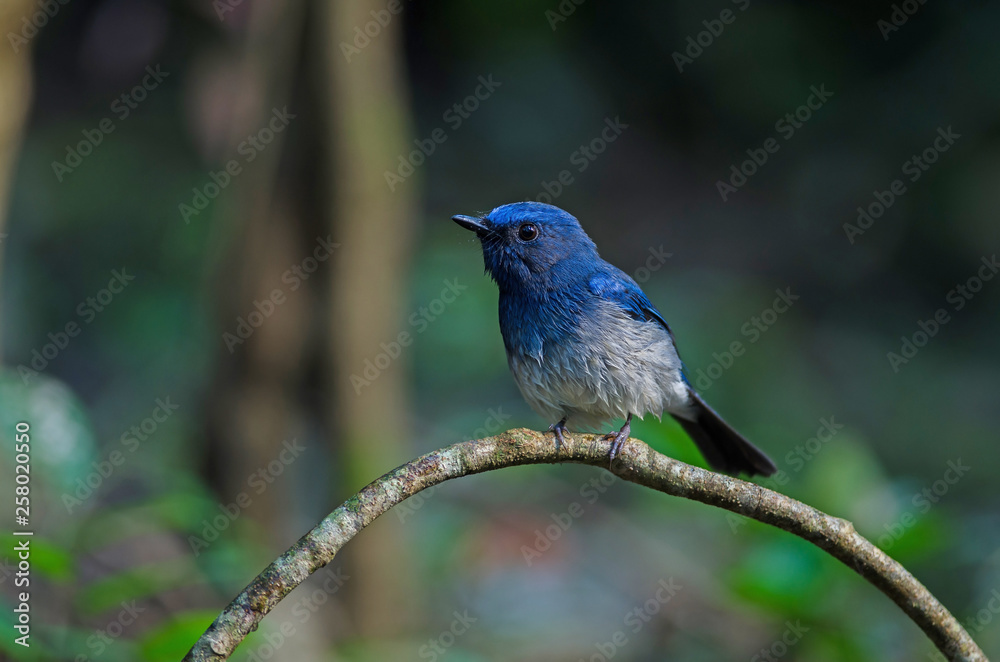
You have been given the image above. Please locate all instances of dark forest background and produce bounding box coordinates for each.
[1,0,998,660]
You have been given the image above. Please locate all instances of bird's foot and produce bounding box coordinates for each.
[548,417,568,451]
[605,414,633,463]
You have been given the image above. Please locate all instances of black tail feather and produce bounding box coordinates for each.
[671,390,777,477]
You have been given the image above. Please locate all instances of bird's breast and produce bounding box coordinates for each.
[500,296,691,428]
[498,292,580,362]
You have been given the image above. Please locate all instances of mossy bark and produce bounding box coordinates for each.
[184,429,988,662]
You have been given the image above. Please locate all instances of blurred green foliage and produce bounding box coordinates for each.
[2,0,999,660]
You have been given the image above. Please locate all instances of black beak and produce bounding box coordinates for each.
[452,214,490,236]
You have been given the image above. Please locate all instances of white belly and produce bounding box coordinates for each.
[508,300,692,430]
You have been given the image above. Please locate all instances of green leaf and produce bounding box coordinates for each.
[76,557,196,614]
[727,537,834,614]
[0,534,74,581]
[137,610,218,662]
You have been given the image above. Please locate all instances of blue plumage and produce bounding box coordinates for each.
[453,202,776,476]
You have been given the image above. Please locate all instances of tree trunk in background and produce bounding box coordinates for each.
[201,0,337,659]
[205,0,308,547]
[322,0,419,641]
[201,0,332,658]
[0,1,34,356]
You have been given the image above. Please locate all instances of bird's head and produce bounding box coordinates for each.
[452,202,598,293]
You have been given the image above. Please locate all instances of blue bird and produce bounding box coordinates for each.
[453,202,776,477]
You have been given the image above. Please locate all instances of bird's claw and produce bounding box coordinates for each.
[548,418,568,451]
[607,431,627,462]
[605,414,632,464]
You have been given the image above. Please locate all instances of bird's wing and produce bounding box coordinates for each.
[588,269,692,388]
[587,270,674,337]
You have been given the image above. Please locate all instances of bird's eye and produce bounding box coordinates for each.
[517,223,539,242]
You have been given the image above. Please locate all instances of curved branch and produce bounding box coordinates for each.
[183,429,987,662]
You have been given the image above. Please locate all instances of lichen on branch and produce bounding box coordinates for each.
[183,428,987,662]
